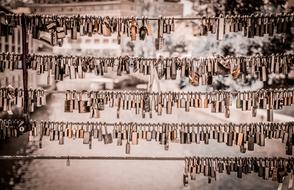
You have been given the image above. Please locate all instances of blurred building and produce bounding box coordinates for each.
[0,6,37,89]
[288,0,294,8]
[0,0,183,88]
[0,6,35,54]
[28,0,183,56]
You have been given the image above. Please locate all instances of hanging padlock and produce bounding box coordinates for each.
[102,16,112,37]
[162,17,167,34]
[49,124,54,141]
[59,124,64,145]
[130,17,137,41]
[83,124,90,144]
[97,124,103,141]
[66,123,72,138]
[183,173,189,186]
[203,94,209,108]
[78,125,84,139]
[247,134,254,151]
[131,125,138,145]
[102,124,112,144]
[216,15,225,40]
[71,17,77,40]
[69,58,76,79]
[78,93,90,113]
[125,127,131,154]
[155,17,164,50]
[64,91,73,112]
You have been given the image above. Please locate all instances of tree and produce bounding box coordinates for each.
[188,0,293,90]
[163,36,188,57]
[224,0,264,15]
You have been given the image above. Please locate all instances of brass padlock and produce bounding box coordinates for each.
[59,127,64,145]
[203,94,209,108]
[155,37,164,50]
[131,130,138,145]
[102,125,113,144]
[83,130,90,144]
[64,92,73,112]
[189,72,199,86]
[102,16,112,37]
[78,126,84,138]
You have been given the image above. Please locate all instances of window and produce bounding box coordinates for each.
[103,39,109,44]
[85,39,91,43]
[94,39,100,44]
[5,45,9,52]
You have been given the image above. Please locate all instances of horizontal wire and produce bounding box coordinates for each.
[0,155,289,161]
[1,120,291,133]
[0,155,185,160]
[44,89,239,95]
[6,119,291,126]
[3,13,292,20]
[1,52,293,60]
[2,87,293,95]
[44,88,294,95]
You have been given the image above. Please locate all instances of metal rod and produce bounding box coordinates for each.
[44,88,294,95]
[1,87,292,95]
[7,14,212,20]
[2,52,293,61]
[0,155,185,161]
[44,89,239,95]
[5,13,291,21]
[0,87,288,96]
[0,155,289,161]
[21,14,30,124]
[0,119,291,129]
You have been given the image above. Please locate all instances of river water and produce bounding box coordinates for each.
[0,78,293,190]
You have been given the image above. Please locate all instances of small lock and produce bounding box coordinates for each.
[183,173,189,186]
[155,37,164,50]
[247,135,255,151]
[240,145,246,153]
[64,100,73,112]
[130,18,137,41]
[59,131,64,145]
[78,100,90,113]
[125,141,130,154]
[83,131,90,144]
[117,134,122,146]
